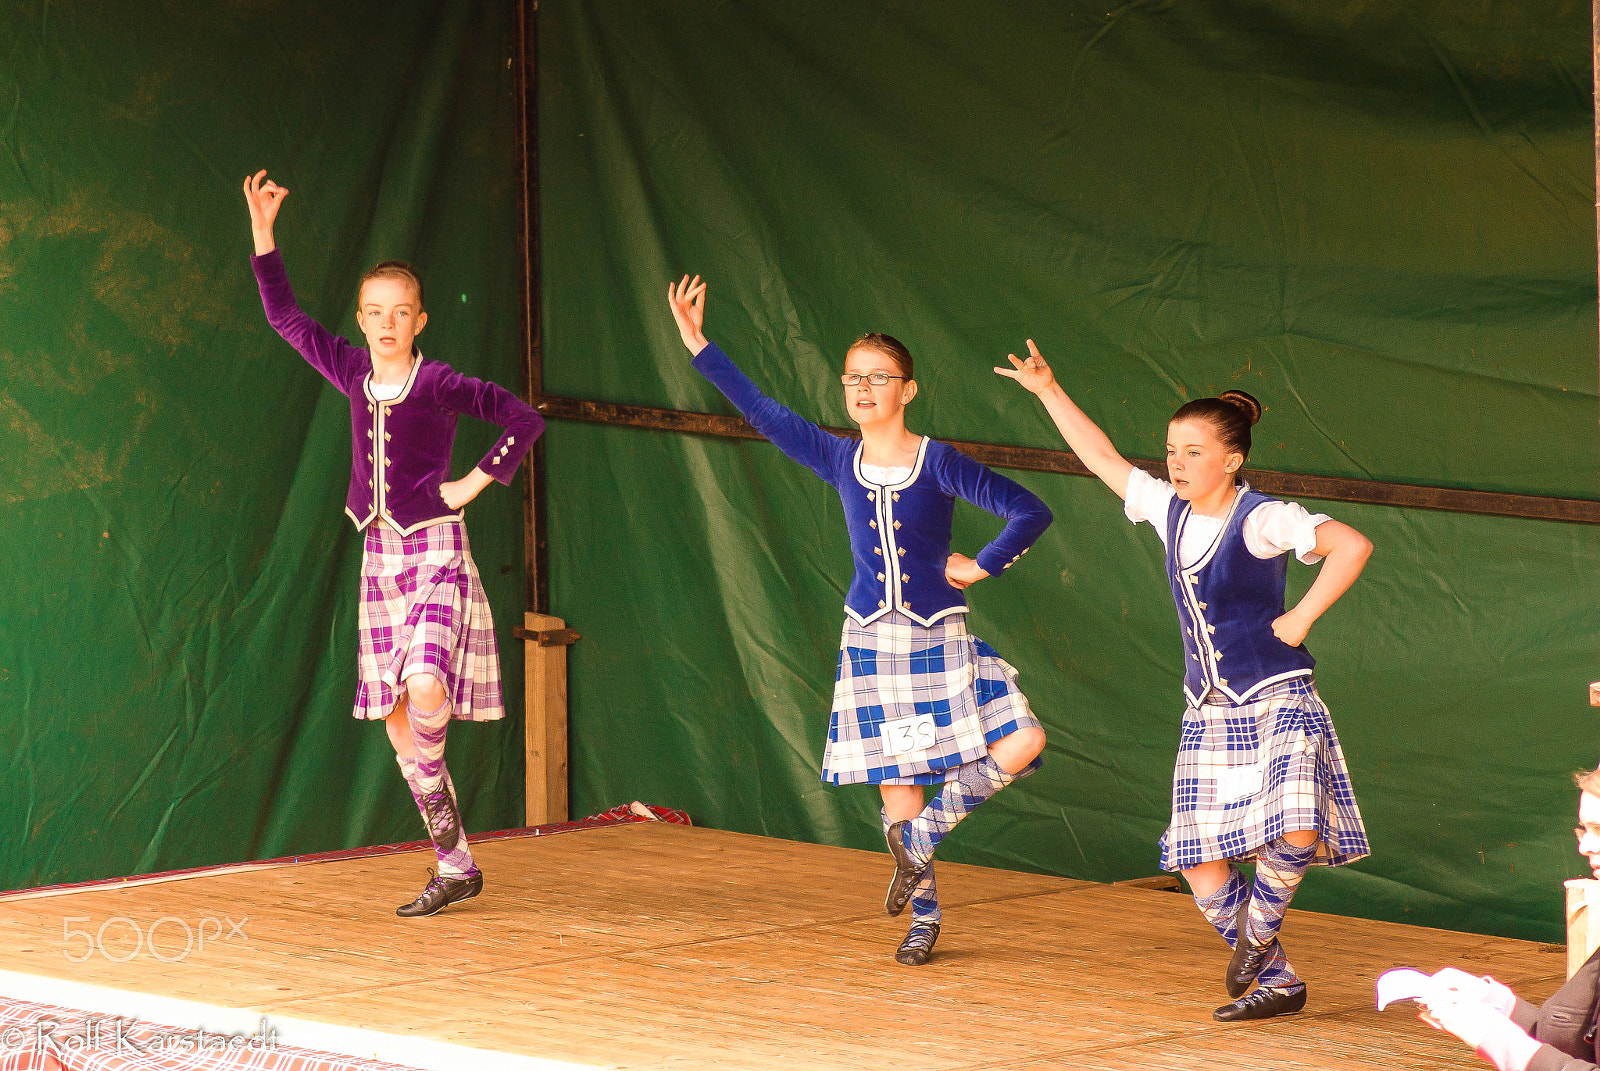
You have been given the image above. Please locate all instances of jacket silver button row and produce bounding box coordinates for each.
[868,492,875,501]
[873,547,881,555]
[897,548,905,557]
[901,600,910,609]
[869,521,876,529]
[901,574,909,582]
[893,521,901,530]
[877,572,885,581]
[892,492,900,501]
[384,432,391,441]
[384,407,393,416]
[507,437,515,446]
[879,600,886,608]
[367,404,374,413]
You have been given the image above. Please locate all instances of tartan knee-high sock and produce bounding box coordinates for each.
[1193,866,1302,990]
[398,755,478,879]
[881,809,940,923]
[1193,865,1248,948]
[405,690,452,793]
[900,755,1028,868]
[1245,837,1319,948]
[1253,939,1303,990]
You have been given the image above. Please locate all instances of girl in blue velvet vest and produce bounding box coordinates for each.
[997,340,1371,1022]
[668,276,1053,966]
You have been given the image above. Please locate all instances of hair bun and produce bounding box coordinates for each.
[1218,389,1262,426]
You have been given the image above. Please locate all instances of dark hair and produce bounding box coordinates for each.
[1170,390,1262,459]
[359,260,425,311]
[850,332,913,381]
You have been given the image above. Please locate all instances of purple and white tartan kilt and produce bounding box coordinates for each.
[1159,675,1369,872]
[353,519,504,722]
[821,611,1041,786]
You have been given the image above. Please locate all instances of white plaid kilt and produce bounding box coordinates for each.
[821,611,1041,786]
[1159,676,1369,872]
[353,519,503,722]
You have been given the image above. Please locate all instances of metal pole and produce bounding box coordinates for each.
[513,0,548,615]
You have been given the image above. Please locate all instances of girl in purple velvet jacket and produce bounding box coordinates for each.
[243,171,543,919]
[668,275,1052,967]
[997,339,1370,1022]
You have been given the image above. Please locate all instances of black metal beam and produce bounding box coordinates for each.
[534,394,1600,525]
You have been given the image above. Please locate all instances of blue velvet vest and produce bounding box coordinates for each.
[1165,486,1315,707]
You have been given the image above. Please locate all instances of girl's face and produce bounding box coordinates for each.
[1577,792,1600,879]
[357,277,427,363]
[843,345,916,428]
[1166,417,1242,501]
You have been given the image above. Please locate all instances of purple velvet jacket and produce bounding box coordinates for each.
[252,250,543,534]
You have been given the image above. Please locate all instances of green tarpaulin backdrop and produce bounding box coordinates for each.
[2,0,1598,944]
[541,0,1600,943]
[0,0,527,885]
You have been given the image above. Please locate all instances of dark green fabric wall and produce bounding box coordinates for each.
[4,0,1598,946]
[0,1,526,888]
[541,0,1600,942]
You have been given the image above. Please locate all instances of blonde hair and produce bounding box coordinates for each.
[359,260,425,310]
[1575,768,1600,797]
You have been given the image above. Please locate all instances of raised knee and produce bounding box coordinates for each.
[1016,726,1047,760]
[1282,828,1320,849]
[405,674,446,712]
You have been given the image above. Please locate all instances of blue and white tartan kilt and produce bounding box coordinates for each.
[821,611,1041,786]
[1159,676,1370,872]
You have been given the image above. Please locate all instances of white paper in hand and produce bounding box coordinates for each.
[1376,968,1446,1011]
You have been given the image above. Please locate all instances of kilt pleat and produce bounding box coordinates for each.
[354,520,503,722]
[1159,676,1368,872]
[822,611,1041,786]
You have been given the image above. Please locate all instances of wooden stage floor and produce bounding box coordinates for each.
[0,822,1569,1070]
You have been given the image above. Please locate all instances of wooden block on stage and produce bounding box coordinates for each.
[523,611,570,826]
[1566,878,1600,977]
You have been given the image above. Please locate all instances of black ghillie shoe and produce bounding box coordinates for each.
[1225,886,1271,998]
[1213,983,1308,1022]
[884,819,928,917]
[395,869,483,918]
[894,921,940,966]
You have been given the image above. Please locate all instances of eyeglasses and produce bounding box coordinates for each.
[841,373,906,386]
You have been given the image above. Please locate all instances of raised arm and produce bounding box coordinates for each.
[244,170,365,391]
[1272,519,1373,647]
[995,340,1135,500]
[668,275,849,481]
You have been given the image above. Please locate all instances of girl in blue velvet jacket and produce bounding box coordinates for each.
[669,276,1053,967]
[997,339,1371,1023]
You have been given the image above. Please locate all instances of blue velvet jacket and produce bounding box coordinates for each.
[1165,485,1316,707]
[692,342,1053,626]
